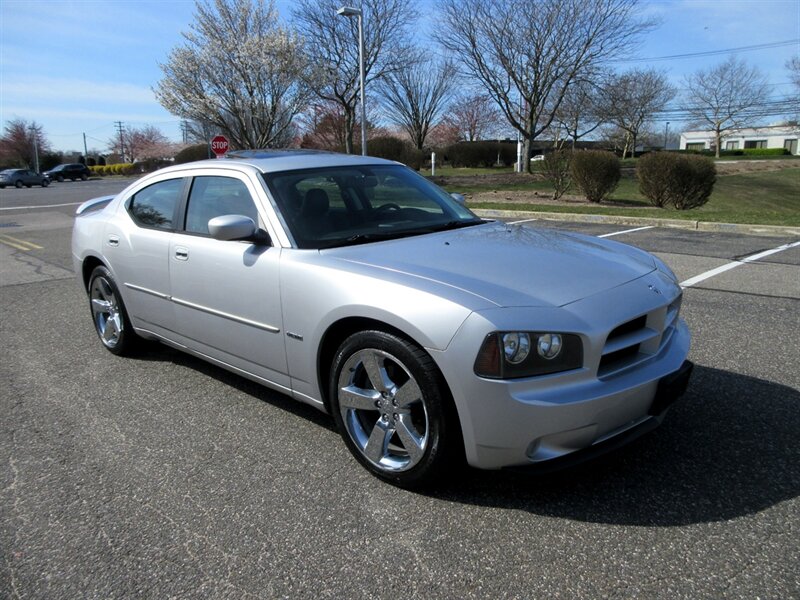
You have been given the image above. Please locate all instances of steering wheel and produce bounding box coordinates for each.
[374,203,401,212]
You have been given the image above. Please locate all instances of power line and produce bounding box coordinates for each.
[613,39,800,63]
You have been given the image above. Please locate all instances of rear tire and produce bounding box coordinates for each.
[81,173,88,181]
[330,330,461,488]
[41,179,49,188]
[87,266,140,356]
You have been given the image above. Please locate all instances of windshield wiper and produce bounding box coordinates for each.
[419,219,483,233]
[319,230,420,249]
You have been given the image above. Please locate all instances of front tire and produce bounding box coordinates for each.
[14,180,23,188]
[41,179,49,187]
[88,266,139,356]
[330,330,460,488]
[57,175,64,182]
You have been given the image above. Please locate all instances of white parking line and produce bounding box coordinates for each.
[0,202,83,211]
[681,240,800,288]
[598,225,654,238]
[508,218,538,225]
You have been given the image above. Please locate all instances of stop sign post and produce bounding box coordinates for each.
[210,135,229,158]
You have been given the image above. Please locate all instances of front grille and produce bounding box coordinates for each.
[597,293,681,379]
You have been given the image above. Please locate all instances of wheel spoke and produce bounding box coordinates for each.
[102,318,117,342]
[339,386,380,411]
[99,278,114,301]
[394,378,422,409]
[395,415,425,463]
[364,420,393,463]
[361,351,392,393]
[92,298,111,313]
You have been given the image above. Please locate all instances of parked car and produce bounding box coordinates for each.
[0,168,50,188]
[72,150,692,487]
[44,163,91,182]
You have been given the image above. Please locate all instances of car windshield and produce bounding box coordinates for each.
[0,170,17,175]
[262,164,481,249]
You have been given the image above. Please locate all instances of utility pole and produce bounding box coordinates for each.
[663,122,670,150]
[83,133,89,163]
[30,125,40,173]
[114,121,125,162]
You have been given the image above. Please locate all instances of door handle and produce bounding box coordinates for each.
[107,235,119,247]
[175,247,189,261]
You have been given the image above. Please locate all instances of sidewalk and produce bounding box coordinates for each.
[472,209,800,237]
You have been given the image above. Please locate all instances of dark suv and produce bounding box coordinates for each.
[44,163,91,182]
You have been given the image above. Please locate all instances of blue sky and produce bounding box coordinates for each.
[1,0,798,153]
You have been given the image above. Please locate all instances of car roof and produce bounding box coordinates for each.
[165,149,399,175]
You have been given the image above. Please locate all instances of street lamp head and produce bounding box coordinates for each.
[336,6,362,17]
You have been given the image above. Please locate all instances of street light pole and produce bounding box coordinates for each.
[337,6,367,156]
[29,125,40,173]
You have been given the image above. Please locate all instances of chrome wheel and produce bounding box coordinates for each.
[338,348,429,472]
[90,275,123,349]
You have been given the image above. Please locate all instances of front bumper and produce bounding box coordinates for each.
[432,271,692,470]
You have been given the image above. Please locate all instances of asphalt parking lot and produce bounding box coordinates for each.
[2,181,799,598]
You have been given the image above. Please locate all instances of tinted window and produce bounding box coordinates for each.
[264,164,479,249]
[128,178,183,230]
[185,176,259,235]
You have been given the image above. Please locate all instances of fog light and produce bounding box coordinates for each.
[537,333,562,359]
[502,332,530,364]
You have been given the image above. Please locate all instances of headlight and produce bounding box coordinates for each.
[474,331,583,379]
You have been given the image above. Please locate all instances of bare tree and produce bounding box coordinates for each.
[785,55,800,122]
[108,125,177,163]
[292,0,417,154]
[598,68,674,159]
[445,93,503,142]
[155,0,311,150]
[787,55,800,91]
[378,58,456,149]
[683,56,770,158]
[0,119,50,169]
[436,0,655,172]
[555,77,605,149]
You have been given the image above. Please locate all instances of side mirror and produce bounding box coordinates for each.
[450,192,466,205]
[208,214,270,245]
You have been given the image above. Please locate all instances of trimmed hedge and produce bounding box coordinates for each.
[570,150,620,202]
[678,147,790,157]
[174,144,211,164]
[90,163,136,176]
[443,142,515,168]
[637,152,716,210]
[368,136,426,170]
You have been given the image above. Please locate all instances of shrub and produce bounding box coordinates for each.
[541,150,572,200]
[637,152,716,210]
[367,136,427,170]
[741,147,789,156]
[570,150,621,202]
[445,141,509,168]
[174,143,211,164]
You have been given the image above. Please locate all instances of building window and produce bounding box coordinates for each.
[744,140,767,149]
[784,139,798,155]
[686,143,705,151]
[725,141,739,150]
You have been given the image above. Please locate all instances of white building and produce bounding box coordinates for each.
[680,124,799,155]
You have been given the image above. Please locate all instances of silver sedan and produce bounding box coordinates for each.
[72,150,692,487]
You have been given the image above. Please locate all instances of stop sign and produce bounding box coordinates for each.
[210,135,229,158]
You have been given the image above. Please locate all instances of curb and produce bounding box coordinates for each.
[472,209,800,237]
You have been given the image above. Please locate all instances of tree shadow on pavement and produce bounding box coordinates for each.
[426,365,800,526]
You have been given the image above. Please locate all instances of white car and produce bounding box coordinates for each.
[72,150,692,487]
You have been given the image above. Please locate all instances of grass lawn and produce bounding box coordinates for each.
[445,168,800,227]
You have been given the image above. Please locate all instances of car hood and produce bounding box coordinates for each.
[328,221,656,308]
